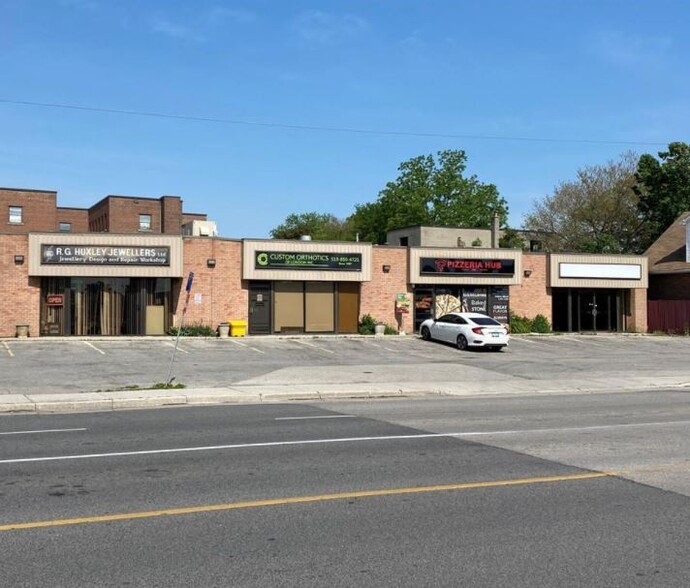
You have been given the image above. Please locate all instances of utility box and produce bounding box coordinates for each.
[229,320,247,337]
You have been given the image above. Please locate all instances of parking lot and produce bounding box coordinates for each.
[2,333,690,395]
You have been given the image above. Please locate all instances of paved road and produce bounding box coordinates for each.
[1,334,690,395]
[2,392,690,586]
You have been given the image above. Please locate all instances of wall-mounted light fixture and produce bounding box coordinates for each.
[523,269,533,278]
[207,258,217,268]
[14,255,25,265]
[382,264,391,273]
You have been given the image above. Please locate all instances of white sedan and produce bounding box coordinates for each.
[419,312,509,351]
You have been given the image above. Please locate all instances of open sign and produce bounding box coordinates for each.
[46,294,64,306]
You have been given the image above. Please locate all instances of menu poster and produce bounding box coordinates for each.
[490,286,509,323]
[462,287,488,314]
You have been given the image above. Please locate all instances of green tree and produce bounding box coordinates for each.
[522,152,649,253]
[635,142,690,250]
[498,227,526,249]
[348,150,508,244]
[270,212,353,241]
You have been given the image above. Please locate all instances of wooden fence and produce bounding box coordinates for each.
[647,300,690,333]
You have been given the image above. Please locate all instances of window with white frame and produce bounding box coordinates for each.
[59,222,72,232]
[9,206,22,224]
[139,214,152,231]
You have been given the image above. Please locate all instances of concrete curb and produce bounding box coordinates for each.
[1,378,690,414]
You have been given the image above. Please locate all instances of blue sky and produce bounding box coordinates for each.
[2,0,689,238]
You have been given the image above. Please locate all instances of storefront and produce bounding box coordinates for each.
[242,240,372,334]
[549,254,648,332]
[28,234,183,336]
[408,248,522,331]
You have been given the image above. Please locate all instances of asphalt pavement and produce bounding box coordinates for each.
[1,333,690,413]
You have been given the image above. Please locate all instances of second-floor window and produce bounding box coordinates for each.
[139,214,152,231]
[9,206,22,224]
[59,222,72,232]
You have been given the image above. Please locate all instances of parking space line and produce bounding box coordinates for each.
[294,340,335,354]
[2,342,14,357]
[228,339,265,354]
[275,415,356,421]
[0,428,87,436]
[82,342,105,355]
[162,341,189,354]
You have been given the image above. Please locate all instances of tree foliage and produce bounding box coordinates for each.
[348,150,508,244]
[270,212,353,241]
[498,227,526,249]
[635,142,690,250]
[522,152,648,253]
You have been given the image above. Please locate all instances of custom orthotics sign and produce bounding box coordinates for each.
[255,251,362,271]
[420,257,515,275]
[41,245,170,266]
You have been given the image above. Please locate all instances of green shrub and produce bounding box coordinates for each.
[384,324,398,335]
[169,323,217,337]
[358,314,377,335]
[509,312,532,334]
[530,314,551,333]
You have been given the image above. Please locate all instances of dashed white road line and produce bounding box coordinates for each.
[0,428,87,436]
[3,419,690,465]
[275,415,356,421]
[294,340,335,354]
[82,342,105,355]
[2,342,14,357]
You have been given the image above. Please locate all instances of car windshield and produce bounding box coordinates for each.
[469,317,500,326]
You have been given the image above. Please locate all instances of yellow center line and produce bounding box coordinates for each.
[0,471,611,533]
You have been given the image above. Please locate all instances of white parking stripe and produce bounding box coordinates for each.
[82,342,105,355]
[2,342,14,357]
[162,341,189,354]
[227,339,265,353]
[294,340,335,354]
[0,428,87,436]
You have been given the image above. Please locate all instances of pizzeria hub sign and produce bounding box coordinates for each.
[255,251,362,271]
[41,245,170,266]
[421,257,515,275]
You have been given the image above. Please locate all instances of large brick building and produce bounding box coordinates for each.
[0,186,649,337]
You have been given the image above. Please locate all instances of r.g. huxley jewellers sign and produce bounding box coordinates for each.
[41,245,170,266]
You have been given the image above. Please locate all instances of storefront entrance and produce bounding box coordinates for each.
[248,281,359,334]
[40,277,173,336]
[552,288,624,332]
[413,285,510,332]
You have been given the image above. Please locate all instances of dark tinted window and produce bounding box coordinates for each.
[469,316,500,326]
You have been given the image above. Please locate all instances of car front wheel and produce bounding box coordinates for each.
[456,334,468,350]
[421,326,431,341]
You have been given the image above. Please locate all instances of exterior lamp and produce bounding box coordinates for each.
[14,255,25,264]
[382,264,391,273]
[523,269,533,278]
[207,258,217,268]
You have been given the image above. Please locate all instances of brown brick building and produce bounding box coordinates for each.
[1,186,649,338]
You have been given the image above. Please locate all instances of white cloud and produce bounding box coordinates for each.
[292,10,368,44]
[151,17,203,42]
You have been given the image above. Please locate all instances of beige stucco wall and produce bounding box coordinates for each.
[549,254,648,289]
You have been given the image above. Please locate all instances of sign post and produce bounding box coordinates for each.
[166,272,194,385]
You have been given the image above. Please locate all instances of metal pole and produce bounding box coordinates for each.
[166,272,194,385]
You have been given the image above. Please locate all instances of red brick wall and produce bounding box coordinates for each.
[161,196,183,234]
[0,189,57,234]
[182,213,208,224]
[360,247,411,333]
[649,274,690,300]
[56,208,89,232]
[174,237,247,329]
[509,253,552,321]
[0,235,40,337]
[107,197,163,233]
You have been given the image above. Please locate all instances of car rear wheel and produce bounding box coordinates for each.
[456,334,468,350]
[421,326,431,341]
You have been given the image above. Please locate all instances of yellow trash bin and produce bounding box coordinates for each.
[229,320,247,337]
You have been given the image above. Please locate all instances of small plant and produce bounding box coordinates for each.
[169,323,217,337]
[358,314,377,335]
[471,238,483,247]
[509,312,532,334]
[384,324,398,335]
[152,382,187,389]
[530,314,551,333]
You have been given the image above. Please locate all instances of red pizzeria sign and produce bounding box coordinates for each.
[420,257,515,275]
[46,294,64,306]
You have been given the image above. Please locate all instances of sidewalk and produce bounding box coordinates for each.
[3,375,689,414]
